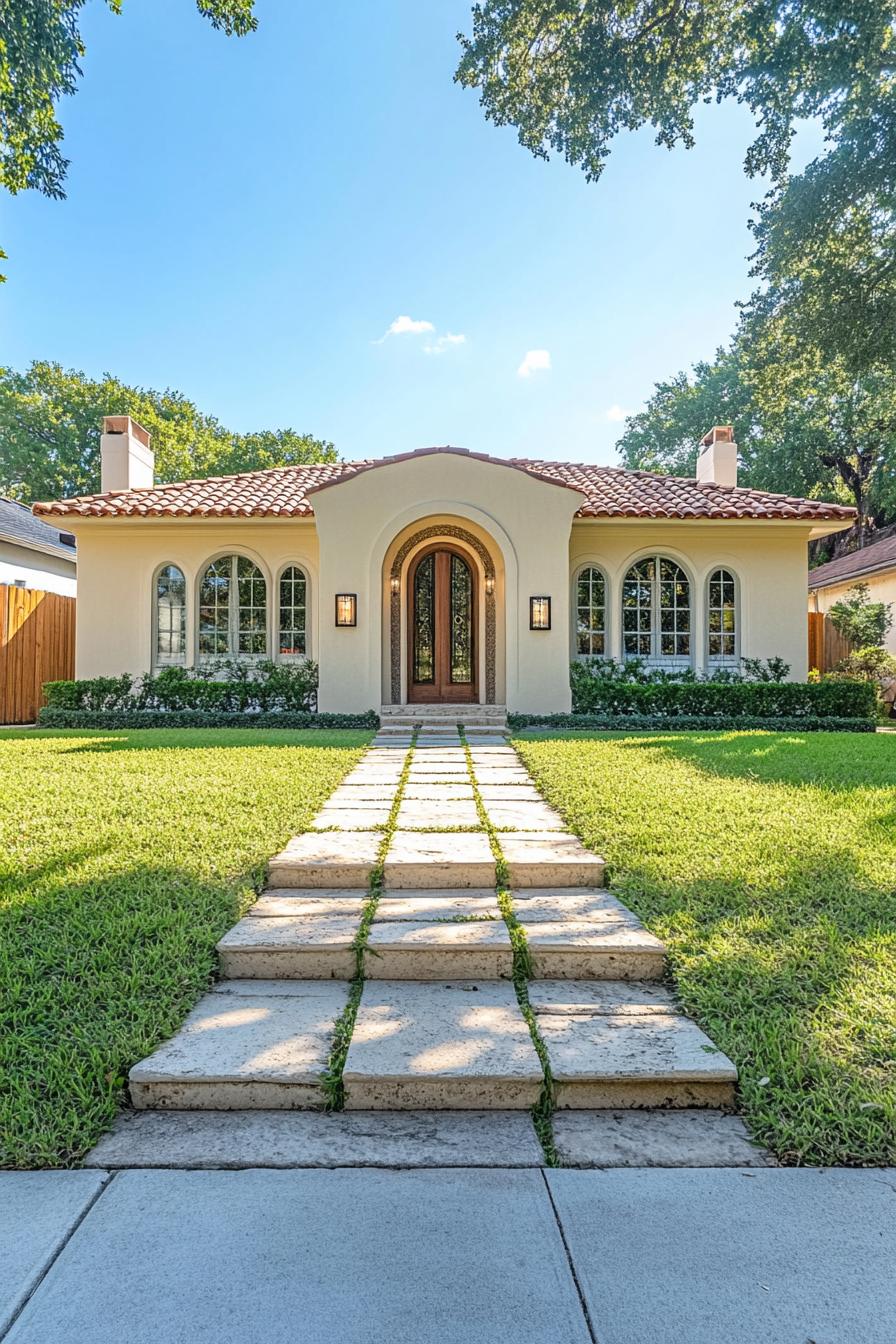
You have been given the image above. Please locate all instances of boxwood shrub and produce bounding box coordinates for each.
[567,670,876,721]
[37,708,378,730]
[40,661,378,729]
[508,712,876,733]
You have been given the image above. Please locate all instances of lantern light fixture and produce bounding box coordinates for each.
[484,575,495,597]
[335,594,357,627]
[529,596,551,630]
[390,576,400,596]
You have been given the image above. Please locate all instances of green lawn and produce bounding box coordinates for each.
[0,728,370,1168]
[513,730,896,1166]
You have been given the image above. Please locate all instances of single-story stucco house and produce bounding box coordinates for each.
[32,417,855,715]
[809,532,896,656]
[0,496,77,597]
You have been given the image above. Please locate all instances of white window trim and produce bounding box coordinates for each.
[571,563,610,661]
[705,566,741,667]
[275,563,311,662]
[195,552,270,665]
[621,553,695,668]
[152,562,188,669]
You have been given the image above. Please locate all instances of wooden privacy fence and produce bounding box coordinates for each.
[0,584,75,724]
[808,610,852,673]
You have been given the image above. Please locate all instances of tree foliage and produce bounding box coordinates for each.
[0,361,336,503]
[0,0,256,272]
[828,583,894,648]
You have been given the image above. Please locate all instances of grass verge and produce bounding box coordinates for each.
[513,729,896,1166]
[321,734,417,1109]
[0,727,371,1168]
[460,733,558,1165]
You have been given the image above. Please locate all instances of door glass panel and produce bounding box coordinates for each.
[450,554,472,684]
[413,554,435,683]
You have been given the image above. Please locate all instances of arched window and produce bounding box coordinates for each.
[198,555,267,659]
[622,556,691,663]
[707,568,738,663]
[155,564,186,665]
[575,566,606,657]
[278,565,308,659]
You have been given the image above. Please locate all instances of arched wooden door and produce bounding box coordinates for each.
[407,545,477,703]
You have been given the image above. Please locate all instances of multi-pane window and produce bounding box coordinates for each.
[155,564,186,664]
[707,568,737,661]
[576,567,606,656]
[622,556,691,662]
[279,566,307,659]
[198,555,267,659]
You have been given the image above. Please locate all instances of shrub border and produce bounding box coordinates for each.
[508,713,877,734]
[37,708,379,730]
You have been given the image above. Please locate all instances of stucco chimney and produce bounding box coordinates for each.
[696,425,737,488]
[100,416,154,492]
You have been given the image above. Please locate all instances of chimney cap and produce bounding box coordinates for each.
[102,415,152,450]
[700,425,734,448]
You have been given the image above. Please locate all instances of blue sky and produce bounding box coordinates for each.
[3,0,798,465]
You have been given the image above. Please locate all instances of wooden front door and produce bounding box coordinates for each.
[408,546,477,703]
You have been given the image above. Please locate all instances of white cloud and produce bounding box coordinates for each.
[374,314,436,343]
[604,403,631,423]
[423,332,466,356]
[517,349,551,379]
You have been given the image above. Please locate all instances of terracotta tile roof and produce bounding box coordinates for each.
[32,446,856,524]
[808,532,896,588]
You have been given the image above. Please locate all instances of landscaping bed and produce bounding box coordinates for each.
[513,729,896,1166]
[0,727,371,1168]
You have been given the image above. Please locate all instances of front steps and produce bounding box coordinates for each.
[126,731,741,1138]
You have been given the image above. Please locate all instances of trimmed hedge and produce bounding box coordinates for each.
[567,676,876,721]
[43,662,320,715]
[37,708,379,730]
[508,713,876,733]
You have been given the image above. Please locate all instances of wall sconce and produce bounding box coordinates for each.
[529,596,551,630]
[335,594,357,627]
[484,576,495,597]
[390,576,400,597]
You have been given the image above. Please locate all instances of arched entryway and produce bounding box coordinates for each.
[407,544,477,703]
[388,523,497,704]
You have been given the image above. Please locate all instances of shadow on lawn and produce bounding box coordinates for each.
[0,857,259,1169]
[1,729,372,755]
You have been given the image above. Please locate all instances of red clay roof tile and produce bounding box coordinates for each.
[31,446,856,524]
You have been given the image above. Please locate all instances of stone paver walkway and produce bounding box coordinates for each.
[94,723,754,1167]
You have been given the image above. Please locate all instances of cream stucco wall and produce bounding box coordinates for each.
[810,569,896,655]
[67,519,319,679]
[571,518,815,678]
[61,456,832,707]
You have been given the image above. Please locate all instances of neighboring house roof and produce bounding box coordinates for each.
[808,533,896,590]
[31,445,856,524]
[0,496,77,560]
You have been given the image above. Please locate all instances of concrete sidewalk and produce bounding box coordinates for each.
[2,1168,894,1343]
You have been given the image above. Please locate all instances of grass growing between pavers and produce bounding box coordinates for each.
[322,736,417,1110]
[0,727,371,1168]
[513,730,896,1166]
[461,734,559,1165]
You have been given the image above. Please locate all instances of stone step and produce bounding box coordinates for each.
[529,981,738,1109]
[343,980,543,1109]
[380,704,508,719]
[129,981,348,1110]
[365,918,513,979]
[513,890,666,980]
[498,832,606,888]
[384,831,496,889]
[217,915,360,979]
[84,1109,546,1169]
[267,832,380,888]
